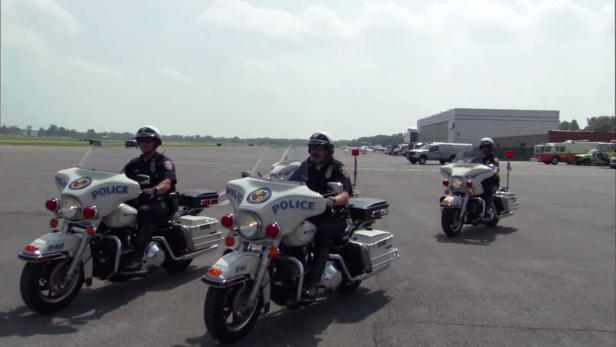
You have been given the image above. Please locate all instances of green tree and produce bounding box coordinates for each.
[584,116,616,132]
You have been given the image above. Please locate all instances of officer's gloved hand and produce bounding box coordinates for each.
[142,187,158,200]
[326,197,336,207]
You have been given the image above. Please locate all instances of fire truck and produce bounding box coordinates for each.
[533,140,603,165]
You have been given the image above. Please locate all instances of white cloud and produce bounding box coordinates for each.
[196,0,312,40]
[70,57,124,79]
[157,67,192,83]
[1,26,51,56]
[31,0,82,35]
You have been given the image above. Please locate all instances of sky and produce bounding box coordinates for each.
[1,0,614,139]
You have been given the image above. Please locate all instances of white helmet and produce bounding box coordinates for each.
[478,137,494,149]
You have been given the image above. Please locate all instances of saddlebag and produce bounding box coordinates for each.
[348,197,389,222]
[179,189,219,209]
[175,215,221,252]
[494,190,519,216]
[349,229,399,273]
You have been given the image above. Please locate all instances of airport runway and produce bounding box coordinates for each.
[0,145,614,346]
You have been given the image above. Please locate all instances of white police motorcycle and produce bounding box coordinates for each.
[439,150,519,237]
[18,141,222,313]
[202,147,400,342]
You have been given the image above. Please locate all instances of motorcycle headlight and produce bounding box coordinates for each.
[60,196,81,220]
[238,213,262,239]
[450,177,465,190]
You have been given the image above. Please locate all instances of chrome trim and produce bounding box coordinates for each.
[103,235,122,276]
[201,272,251,288]
[276,255,305,302]
[151,236,219,261]
[18,252,68,263]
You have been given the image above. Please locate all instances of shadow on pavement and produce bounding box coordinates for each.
[184,288,393,347]
[434,226,518,246]
[0,266,204,338]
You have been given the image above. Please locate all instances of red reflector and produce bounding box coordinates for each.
[466,180,473,188]
[86,225,96,236]
[45,199,58,212]
[265,223,280,238]
[200,199,211,207]
[208,267,223,277]
[220,214,234,228]
[351,149,360,156]
[83,206,97,219]
[23,245,39,254]
[49,218,59,228]
[268,246,279,258]
[224,235,235,247]
[442,179,449,187]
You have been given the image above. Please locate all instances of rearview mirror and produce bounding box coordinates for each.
[241,170,250,178]
[327,182,343,195]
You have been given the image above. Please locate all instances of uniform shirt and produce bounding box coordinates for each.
[123,152,177,193]
[292,158,352,195]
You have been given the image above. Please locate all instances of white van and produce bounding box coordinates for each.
[406,142,473,164]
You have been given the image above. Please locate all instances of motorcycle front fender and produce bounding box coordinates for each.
[440,195,463,208]
[18,230,93,280]
[202,251,261,287]
[202,251,270,308]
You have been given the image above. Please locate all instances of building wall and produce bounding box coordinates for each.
[418,108,559,145]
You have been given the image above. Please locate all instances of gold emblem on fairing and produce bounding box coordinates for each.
[247,188,271,204]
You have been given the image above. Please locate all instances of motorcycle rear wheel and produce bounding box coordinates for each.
[20,260,84,313]
[204,281,262,343]
[441,208,463,237]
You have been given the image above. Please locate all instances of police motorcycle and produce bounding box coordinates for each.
[18,141,222,313]
[439,149,519,237]
[202,146,400,343]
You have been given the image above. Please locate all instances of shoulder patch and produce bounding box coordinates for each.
[164,160,174,171]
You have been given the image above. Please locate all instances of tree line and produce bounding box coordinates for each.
[559,116,615,132]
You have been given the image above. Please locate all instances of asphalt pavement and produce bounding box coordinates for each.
[0,145,614,346]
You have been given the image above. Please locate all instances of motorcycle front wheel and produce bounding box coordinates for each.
[20,260,84,313]
[441,208,463,237]
[204,281,263,343]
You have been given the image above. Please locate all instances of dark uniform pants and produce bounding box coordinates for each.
[135,199,170,259]
[307,214,347,287]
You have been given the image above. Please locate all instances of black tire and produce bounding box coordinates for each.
[544,161,550,165]
[408,157,417,164]
[582,158,591,166]
[418,156,427,165]
[162,259,193,274]
[204,282,263,343]
[439,159,447,165]
[486,214,499,227]
[551,157,559,165]
[338,280,362,294]
[441,208,463,237]
[449,155,456,163]
[20,260,84,313]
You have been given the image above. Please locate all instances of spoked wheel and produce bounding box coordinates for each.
[441,208,463,237]
[204,281,262,343]
[20,260,84,313]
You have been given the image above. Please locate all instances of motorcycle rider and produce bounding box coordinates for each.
[290,132,352,300]
[123,126,177,270]
[472,137,499,218]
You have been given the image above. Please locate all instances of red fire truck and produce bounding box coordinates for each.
[533,140,603,165]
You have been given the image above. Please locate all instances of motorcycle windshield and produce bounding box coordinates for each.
[77,141,143,173]
[248,145,308,184]
[451,149,482,164]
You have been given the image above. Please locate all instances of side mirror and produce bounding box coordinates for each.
[241,170,250,178]
[125,140,138,148]
[327,182,343,195]
[136,174,151,186]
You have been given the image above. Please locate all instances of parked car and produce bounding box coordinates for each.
[610,156,616,169]
[406,142,473,164]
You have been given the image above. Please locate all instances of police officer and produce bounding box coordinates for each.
[123,126,177,270]
[472,137,499,218]
[291,132,352,300]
